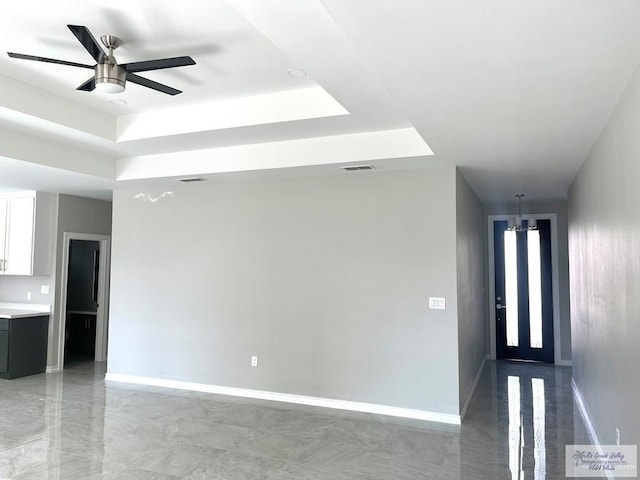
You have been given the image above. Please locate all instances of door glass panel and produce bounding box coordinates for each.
[504,230,519,347]
[527,230,543,348]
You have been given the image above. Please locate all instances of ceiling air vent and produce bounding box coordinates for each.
[341,165,375,172]
[178,177,205,183]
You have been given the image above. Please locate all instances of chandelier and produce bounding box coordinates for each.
[507,194,537,232]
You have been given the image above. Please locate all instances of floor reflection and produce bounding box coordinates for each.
[0,360,592,479]
[506,375,547,479]
[454,360,591,480]
[532,377,546,480]
[507,375,523,479]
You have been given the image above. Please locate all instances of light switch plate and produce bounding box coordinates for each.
[40,285,50,295]
[429,297,446,310]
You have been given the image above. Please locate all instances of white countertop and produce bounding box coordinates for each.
[0,309,50,319]
[0,303,51,319]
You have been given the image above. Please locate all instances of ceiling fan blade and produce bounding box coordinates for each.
[126,72,181,95]
[67,25,106,63]
[121,56,196,73]
[77,77,96,91]
[7,52,94,69]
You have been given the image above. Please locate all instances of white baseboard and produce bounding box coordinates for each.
[460,357,486,421]
[572,379,614,479]
[105,373,461,426]
[45,366,60,373]
[572,378,601,446]
[487,353,571,367]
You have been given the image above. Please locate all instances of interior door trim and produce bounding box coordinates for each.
[487,213,564,365]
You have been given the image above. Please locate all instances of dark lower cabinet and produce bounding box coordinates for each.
[0,315,49,379]
[0,330,9,373]
[66,313,96,360]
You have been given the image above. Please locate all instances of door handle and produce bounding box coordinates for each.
[91,251,97,302]
[496,304,507,310]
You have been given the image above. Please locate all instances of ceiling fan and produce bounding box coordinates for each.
[7,25,195,95]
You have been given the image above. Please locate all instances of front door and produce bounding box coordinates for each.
[494,219,554,363]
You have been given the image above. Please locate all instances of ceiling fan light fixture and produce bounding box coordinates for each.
[8,25,195,95]
[95,63,126,93]
[95,80,125,94]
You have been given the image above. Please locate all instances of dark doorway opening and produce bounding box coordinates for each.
[64,239,100,367]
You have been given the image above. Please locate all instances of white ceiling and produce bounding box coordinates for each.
[1,0,640,203]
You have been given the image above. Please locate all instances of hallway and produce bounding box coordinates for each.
[0,361,590,479]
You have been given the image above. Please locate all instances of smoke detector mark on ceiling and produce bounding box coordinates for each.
[341,165,375,172]
[287,68,307,77]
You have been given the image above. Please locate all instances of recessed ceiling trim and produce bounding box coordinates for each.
[116,86,349,142]
[116,128,433,181]
[0,126,115,179]
[0,74,115,141]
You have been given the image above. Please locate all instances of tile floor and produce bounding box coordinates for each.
[0,360,591,479]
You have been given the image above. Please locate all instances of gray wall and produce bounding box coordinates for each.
[49,194,112,367]
[455,170,486,411]
[483,199,572,363]
[568,64,640,446]
[108,168,463,414]
[0,275,54,304]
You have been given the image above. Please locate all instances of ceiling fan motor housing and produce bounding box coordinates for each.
[95,63,125,92]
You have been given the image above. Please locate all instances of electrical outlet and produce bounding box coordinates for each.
[251,356,258,367]
[26,292,32,301]
[616,428,621,446]
[429,297,446,310]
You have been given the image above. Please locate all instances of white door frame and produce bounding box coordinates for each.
[57,232,111,368]
[487,214,563,364]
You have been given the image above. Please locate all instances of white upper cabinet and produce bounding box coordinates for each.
[3,196,34,275]
[0,198,6,272]
[0,192,55,276]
